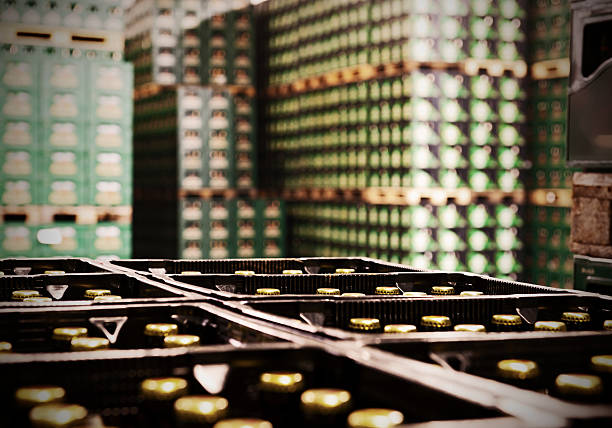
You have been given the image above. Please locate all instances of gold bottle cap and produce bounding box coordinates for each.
[342,292,366,297]
[93,295,122,301]
[255,288,280,295]
[460,291,483,296]
[347,408,404,428]
[591,355,612,374]
[141,377,188,401]
[181,271,202,275]
[174,395,228,423]
[12,290,41,300]
[29,403,87,427]
[560,312,591,323]
[52,327,88,342]
[349,318,381,331]
[384,324,417,334]
[301,388,352,414]
[282,269,302,275]
[336,268,355,274]
[534,321,567,332]
[403,291,428,297]
[164,334,200,348]
[24,296,53,302]
[421,315,452,328]
[375,286,400,295]
[0,341,12,352]
[431,286,455,295]
[317,287,341,295]
[16,386,66,407]
[259,371,304,393]
[454,324,486,332]
[604,320,612,330]
[555,374,603,396]
[491,314,522,326]
[144,323,179,337]
[497,360,540,380]
[234,270,255,275]
[70,337,109,351]
[44,271,65,275]
[84,289,111,299]
[213,419,272,428]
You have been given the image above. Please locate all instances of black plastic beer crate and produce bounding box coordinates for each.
[142,270,567,300]
[0,272,200,306]
[0,302,296,353]
[230,293,612,340]
[1,343,528,428]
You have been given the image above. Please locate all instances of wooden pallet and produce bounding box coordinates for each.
[178,188,258,200]
[531,58,570,80]
[363,187,525,206]
[462,58,528,78]
[135,83,255,100]
[529,188,572,207]
[0,206,132,225]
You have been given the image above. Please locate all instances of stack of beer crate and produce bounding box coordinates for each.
[260,0,528,280]
[0,0,133,259]
[525,0,575,288]
[127,0,285,258]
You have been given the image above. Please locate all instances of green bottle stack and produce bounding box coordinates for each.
[0,0,132,259]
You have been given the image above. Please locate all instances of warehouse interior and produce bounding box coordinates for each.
[1,0,612,427]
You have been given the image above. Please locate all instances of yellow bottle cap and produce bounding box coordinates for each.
[16,386,66,407]
[560,312,591,323]
[375,286,400,295]
[491,314,522,326]
[70,337,109,351]
[347,408,404,428]
[342,292,366,297]
[84,289,111,299]
[164,334,200,348]
[384,324,417,334]
[234,270,255,275]
[24,297,53,303]
[421,315,452,328]
[431,286,455,295]
[555,374,603,396]
[181,271,202,275]
[44,271,65,275]
[213,419,272,428]
[93,295,122,301]
[0,341,12,352]
[335,268,355,274]
[52,327,88,342]
[29,403,87,427]
[174,395,228,423]
[402,291,428,297]
[534,321,567,332]
[282,270,302,275]
[301,388,352,414]
[349,318,381,331]
[460,291,483,296]
[317,287,341,295]
[497,360,540,380]
[144,323,179,337]
[12,290,41,301]
[255,288,280,295]
[454,324,486,332]
[604,320,612,330]
[141,377,188,401]
[591,355,612,374]
[259,371,304,393]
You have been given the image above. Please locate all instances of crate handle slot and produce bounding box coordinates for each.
[16,31,51,39]
[53,213,77,223]
[71,34,106,43]
[2,213,27,223]
[193,364,229,395]
[89,316,127,344]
